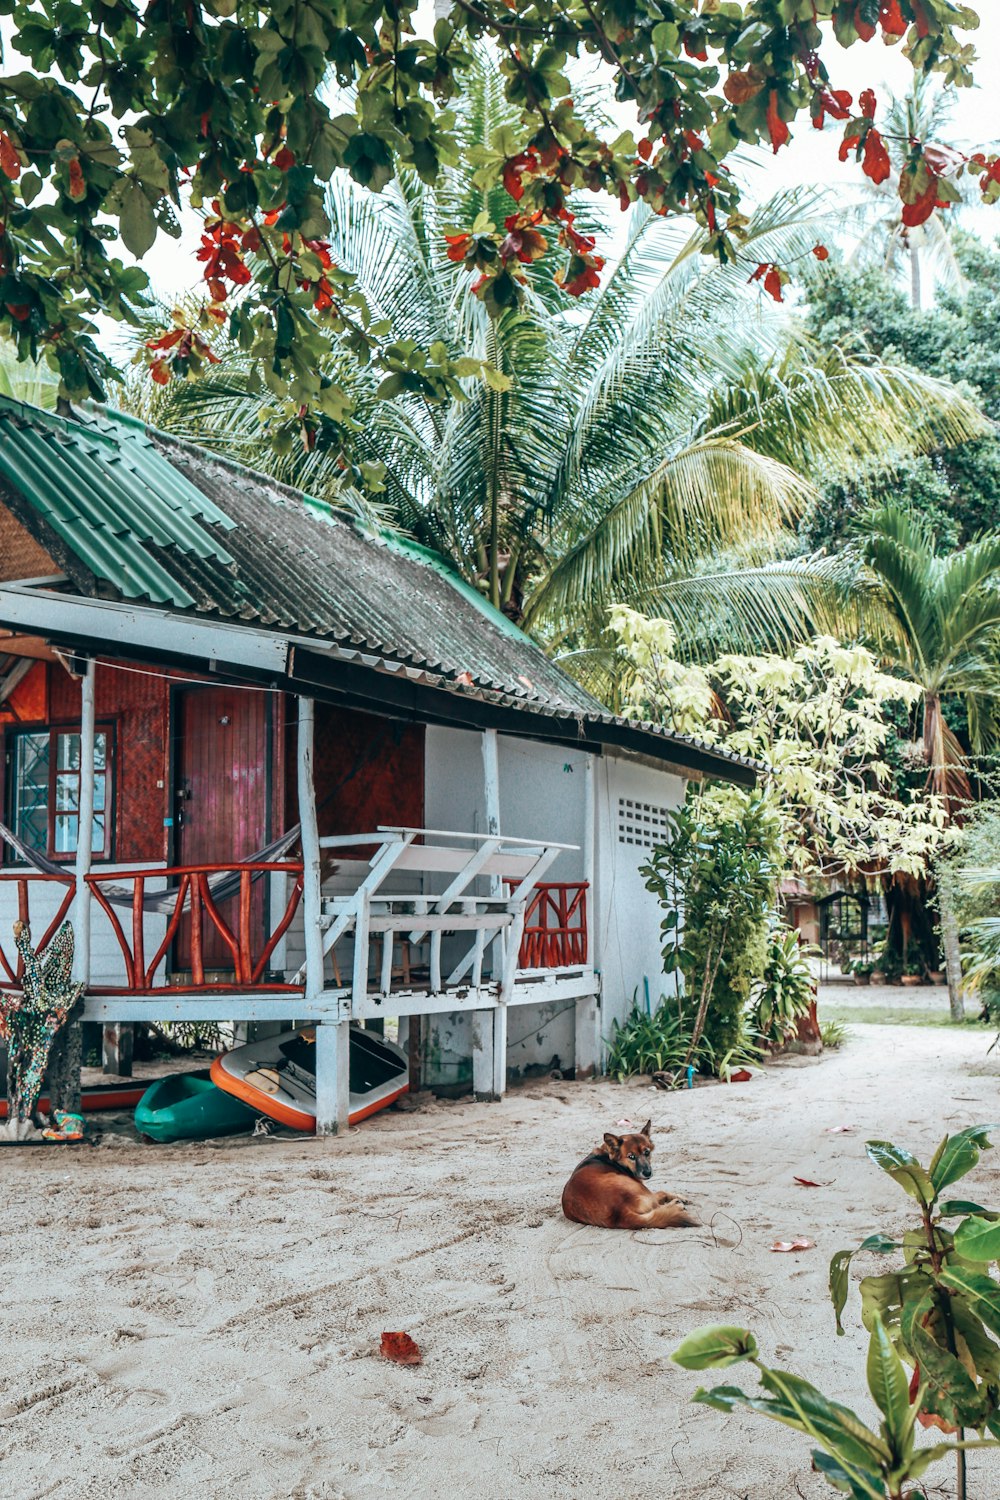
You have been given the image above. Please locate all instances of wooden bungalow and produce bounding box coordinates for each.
[0,396,755,1131]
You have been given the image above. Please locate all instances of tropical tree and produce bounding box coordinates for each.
[116,65,989,656]
[858,503,1000,1018]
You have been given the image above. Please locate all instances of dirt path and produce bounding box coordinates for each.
[4,1023,1000,1499]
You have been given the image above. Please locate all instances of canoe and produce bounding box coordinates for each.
[135,1069,257,1142]
[211,1025,408,1132]
[1,1081,146,1119]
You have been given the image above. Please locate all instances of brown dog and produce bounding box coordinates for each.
[561,1119,696,1229]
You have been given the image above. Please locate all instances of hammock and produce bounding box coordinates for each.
[0,821,303,915]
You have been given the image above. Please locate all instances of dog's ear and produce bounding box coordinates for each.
[603,1132,621,1153]
[641,1119,652,1138]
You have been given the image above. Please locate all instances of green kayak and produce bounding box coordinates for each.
[135,1069,257,1142]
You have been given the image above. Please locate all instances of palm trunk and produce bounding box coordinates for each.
[923,692,965,1019]
[939,881,965,1022]
[910,244,921,311]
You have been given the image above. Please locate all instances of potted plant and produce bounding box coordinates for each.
[880,949,903,985]
[928,965,946,984]
[852,958,873,986]
[901,955,924,986]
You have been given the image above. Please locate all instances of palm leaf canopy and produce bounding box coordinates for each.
[111,58,990,667]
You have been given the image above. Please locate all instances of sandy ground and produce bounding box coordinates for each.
[5,1022,1000,1500]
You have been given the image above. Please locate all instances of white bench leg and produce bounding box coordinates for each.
[314,1020,350,1136]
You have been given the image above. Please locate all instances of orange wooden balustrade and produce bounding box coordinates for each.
[0,863,305,994]
[518,882,588,969]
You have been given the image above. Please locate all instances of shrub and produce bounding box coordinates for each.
[754,927,817,1045]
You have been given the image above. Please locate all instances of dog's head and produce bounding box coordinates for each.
[601,1120,653,1179]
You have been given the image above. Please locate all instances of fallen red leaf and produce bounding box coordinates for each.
[381,1331,422,1365]
[793,1177,828,1188]
[727,1068,753,1083]
[771,1237,815,1253]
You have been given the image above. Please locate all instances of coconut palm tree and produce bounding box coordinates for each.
[858,503,1000,1017]
[115,61,988,657]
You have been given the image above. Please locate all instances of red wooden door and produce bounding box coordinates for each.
[174,686,268,972]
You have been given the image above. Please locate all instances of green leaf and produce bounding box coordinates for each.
[671,1325,758,1369]
[908,1437,1000,1480]
[929,1125,999,1194]
[938,1200,1000,1219]
[866,1141,936,1206]
[954,1215,1000,1264]
[911,1317,983,1428]
[831,1248,853,1335]
[810,1449,884,1500]
[118,180,157,257]
[939,1266,1000,1341]
[866,1314,911,1457]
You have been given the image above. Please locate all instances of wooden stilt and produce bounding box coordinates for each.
[314,1018,350,1135]
[298,696,349,1136]
[102,1022,134,1077]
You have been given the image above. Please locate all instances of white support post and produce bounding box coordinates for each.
[75,658,95,987]
[476,728,506,1100]
[298,696,349,1136]
[575,754,601,1078]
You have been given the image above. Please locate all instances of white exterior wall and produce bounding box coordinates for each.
[422,726,590,1083]
[594,754,686,1037]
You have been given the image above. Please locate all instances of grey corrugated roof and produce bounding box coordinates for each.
[0,395,758,784]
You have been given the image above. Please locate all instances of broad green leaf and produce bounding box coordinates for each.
[693,1380,888,1485]
[937,1200,1000,1219]
[866,1314,911,1458]
[866,1141,935,1206]
[911,1319,983,1428]
[954,1215,1000,1264]
[939,1266,1000,1342]
[831,1248,853,1334]
[929,1125,999,1194]
[758,1366,892,1471]
[118,180,157,258]
[810,1449,884,1500]
[671,1325,758,1370]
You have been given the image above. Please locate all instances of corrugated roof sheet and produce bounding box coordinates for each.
[0,396,757,781]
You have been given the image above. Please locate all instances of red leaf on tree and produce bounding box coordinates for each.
[880,0,907,36]
[5,302,30,322]
[839,132,861,163]
[901,183,940,227]
[749,263,768,283]
[150,359,170,385]
[812,244,830,260]
[859,88,877,120]
[682,31,708,61]
[444,232,473,264]
[814,88,853,129]
[911,0,931,38]
[766,90,789,153]
[68,158,86,200]
[273,145,295,172]
[863,129,891,184]
[853,4,876,40]
[502,150,537,202]
[763,265,784,303]
[380,1331,422,1364]
[637,137,652,162]
[0,132,20,180]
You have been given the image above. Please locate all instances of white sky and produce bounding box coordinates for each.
[55,6,1000,340]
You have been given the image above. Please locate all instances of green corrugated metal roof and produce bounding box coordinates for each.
[0,396,236,609]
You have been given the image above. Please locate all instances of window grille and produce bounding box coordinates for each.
[617,798,671,849]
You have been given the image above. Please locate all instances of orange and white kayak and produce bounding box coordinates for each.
[210,1025,408,1132]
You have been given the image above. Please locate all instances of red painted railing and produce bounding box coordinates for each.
[0,863,304,994]
[0,873,75,984]
[518,882,588,969]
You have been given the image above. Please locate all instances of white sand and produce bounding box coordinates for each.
[5,1022,1000,1499]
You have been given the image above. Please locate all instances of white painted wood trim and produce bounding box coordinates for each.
[74,657,96,986]
[297,697,325,1003]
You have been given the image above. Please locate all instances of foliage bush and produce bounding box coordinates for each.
[642,790,781,1067]
[754,927,817,1045]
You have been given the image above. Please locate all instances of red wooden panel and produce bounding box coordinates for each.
[175,685,268,970]
[285,699,424,838]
